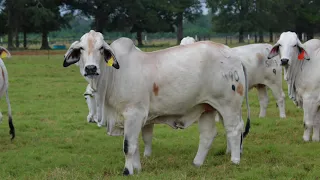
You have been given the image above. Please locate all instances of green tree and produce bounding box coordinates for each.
[167,0,202,44]
[208,0,253,43]
[27,0,71,49]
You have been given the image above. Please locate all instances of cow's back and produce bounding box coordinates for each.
[147,42,245,115]
[231,44,280,88]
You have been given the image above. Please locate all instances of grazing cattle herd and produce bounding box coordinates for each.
[1,30,320,175]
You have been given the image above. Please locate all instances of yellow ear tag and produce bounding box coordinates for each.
[107,56,114,66]
[0,51,7,59]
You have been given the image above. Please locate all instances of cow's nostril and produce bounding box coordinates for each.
[281,59,289,65]
[85,65,98,75]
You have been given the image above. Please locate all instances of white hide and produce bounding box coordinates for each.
[0,46,14,140]
[232,44,285,118]
[180,36,196,45]
[63,31,251,175]
[267,32,320,142]
[181,41,285,121]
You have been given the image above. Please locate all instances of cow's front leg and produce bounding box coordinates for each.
[142,124,154,157]
[123,108,145,175]
[224,114,243,164]
[256,84,269,118]
[193,112,217,167]
[95,92,106,127]
[312,125,320,142]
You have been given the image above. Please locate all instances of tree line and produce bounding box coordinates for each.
[1,0,320,50]
[208,0,320,43]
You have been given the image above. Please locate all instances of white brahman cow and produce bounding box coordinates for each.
[267,31,320,142]
[180,41,285,121]
[0,46,14,140]
[232,44,285,118]
[63,30,250,175]
[180,36,196,45]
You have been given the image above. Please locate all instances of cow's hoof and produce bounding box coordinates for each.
[312,136,320,142]
[303,135,310,142]
[123,168,130,176]
[192,162,202,168]
[280,114,286,118]
[231,158,240,165]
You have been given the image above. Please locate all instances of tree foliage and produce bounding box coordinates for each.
[208,0,320,43]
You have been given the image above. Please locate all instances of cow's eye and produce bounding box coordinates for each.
[80,47,84,50]
[293,45,297,47]
[99,46,104,51]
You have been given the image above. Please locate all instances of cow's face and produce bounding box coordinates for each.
[267,32,310,67]
[63,30,119,78]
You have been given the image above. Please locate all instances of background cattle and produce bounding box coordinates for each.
[267,31,320,142]
[180,40,285,120]
[0,46,15,140]
[180,36,196,45]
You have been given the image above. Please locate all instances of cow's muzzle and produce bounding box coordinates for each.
[84,65,99,76]
[280,58,289,66]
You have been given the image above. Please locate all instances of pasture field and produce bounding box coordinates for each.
[0,45,320,180]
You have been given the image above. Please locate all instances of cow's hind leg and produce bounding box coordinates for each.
[256,84,269,118]
[302,99,318,142]
[193,112,217,167]
[268,83,286,118]
[312,110,320,142]
[223,113,243,164]
[122,108,146,175]
[142,124,154,157]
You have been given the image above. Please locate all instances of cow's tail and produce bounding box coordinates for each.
[0,59,14,140]
[242,63,250,138]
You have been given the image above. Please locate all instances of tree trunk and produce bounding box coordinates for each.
[15,28,19,48]
[23,31,27,49]
[239,27,244,43]
[296,31,302,41]
[306,32,314,40]
[137,31,143,46]
[176,12,183,45]
[254,32,257,43]
[93,10,104,33]
[7,2,14,50]
[258,31,264,43]
[269,29,273,42]
[40,31,50,50]
[95,18,103,33]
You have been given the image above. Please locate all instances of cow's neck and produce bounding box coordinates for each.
[286,58,305,102]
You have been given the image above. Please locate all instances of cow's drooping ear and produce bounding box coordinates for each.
[267,42,280,59]
[0,46,11,59]
[63,41,81,67]
[103,42,120,69]
[297,40,310,60]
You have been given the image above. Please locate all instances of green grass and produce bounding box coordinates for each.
[0,49,320,180]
